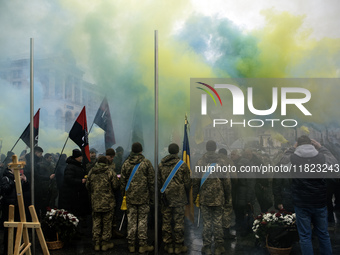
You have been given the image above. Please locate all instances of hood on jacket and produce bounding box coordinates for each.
[161,154,180,166]
[91,162,109,174]
[127,152,145,165]
[294,144,318,158]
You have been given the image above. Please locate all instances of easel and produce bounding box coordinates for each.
[3,155,49,255]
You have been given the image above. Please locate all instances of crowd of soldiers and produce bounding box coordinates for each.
[1,136,340,255]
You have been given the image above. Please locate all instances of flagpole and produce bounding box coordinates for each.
[154,30,159,254]
[53,136,69,174]
[30,37,36,255]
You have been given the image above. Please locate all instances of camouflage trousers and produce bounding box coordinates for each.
[127,204,150,246]
[201,205,223,247]
[161,205,185,244]
[92,211,113,243]
[222,203,233,229]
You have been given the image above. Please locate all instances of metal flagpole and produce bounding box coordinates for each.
[154,30,159,254]
[30,37,36,254]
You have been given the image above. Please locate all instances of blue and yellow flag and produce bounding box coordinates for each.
[182,118,194,223]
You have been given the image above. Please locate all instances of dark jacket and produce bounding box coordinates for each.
[59,157,87,216]
[0,168,30,206]
[285,144,337,208]
[232,156,256,209]
[272,178,294,212]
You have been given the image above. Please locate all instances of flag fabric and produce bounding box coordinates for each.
[20,108,40,147]
[93,97,116,149]
[182,119,195,223]
[69,106,90,163]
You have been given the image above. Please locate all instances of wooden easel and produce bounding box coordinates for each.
[3,155,49,255]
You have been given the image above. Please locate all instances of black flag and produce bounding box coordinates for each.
[93,97,116,149]
[20,108,40,147]
[69,106,91,163]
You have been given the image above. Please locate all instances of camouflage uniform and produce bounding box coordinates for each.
[86,162,119,243]
[158,154,191,245]
[120,152,155,246]
[192,151,231,250]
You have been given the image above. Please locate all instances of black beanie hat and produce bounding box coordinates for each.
[132,142,143,153]
[168,143,179,154]
[206,140,217,152]
[72,149,82,158]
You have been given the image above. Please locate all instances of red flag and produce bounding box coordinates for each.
[20,108,40,147]
[93,97,116,149]
[69,106,90,163]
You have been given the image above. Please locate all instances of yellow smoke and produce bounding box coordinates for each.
[300,125,310,134]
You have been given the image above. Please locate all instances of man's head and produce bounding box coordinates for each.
[98,155,109,165]
[44,153,53,163]
[230,150,239,161]
[72,149,83,162]
[116,146,124,156]
[218,148,228,156]
[132,142,143,154]
[297,135,312,146]
[168,143,179,155]
[34,146,44,158]
[206,140,217,152]
[89,148,97,160]
[106,148,116,162]
[244,148,253,160]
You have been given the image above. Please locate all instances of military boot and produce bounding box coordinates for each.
[101,241,114,251]
[94,242,100,251]
[214,245,225,255]
[201,245,212,255]
[139,245,154,253]
[164,243,174,254]
[174,243,188,254]
[128,245,136,253]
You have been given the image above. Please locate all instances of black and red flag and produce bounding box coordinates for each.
[20,108,40,147]
[69,106,91,163]
[93,97,116,149]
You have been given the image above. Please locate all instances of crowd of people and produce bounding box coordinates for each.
[0,135,339,255]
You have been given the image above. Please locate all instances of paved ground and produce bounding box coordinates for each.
[1,208,340,255]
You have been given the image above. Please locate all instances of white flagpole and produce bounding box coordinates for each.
[30,37,36,254]
[154,30,159,254]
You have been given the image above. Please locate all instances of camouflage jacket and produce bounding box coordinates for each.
[86,162,119,212]
[192,152,231,206]
[120,153,155,205]
[158,154,192,207]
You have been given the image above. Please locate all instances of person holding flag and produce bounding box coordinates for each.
[158,143,191,254]
[192,140,232,255]
[59,149,87,217]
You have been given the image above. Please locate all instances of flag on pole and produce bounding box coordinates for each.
[93,97,116,149]
[69,106,91,163]
[183,116,195,223]
[20,108,40,147]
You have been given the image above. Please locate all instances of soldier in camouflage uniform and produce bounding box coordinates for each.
[193,141,232,255]
[120,142,155,253]
[86,156,119,251]
[158,143,191,254]
[218,148,236,240]
[86,148,98,173]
